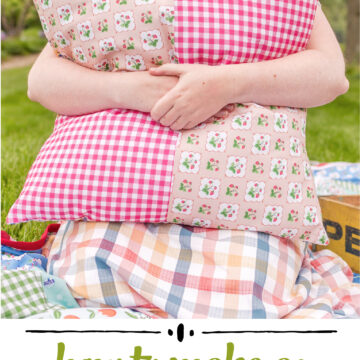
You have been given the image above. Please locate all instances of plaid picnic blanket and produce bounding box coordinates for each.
[48,221,360,319]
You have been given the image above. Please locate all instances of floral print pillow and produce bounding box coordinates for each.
[167,103,329,245]
[34,0,178,71]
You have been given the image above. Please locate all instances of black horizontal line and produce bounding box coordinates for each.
[202,330,337,334]
[26,330,161,334]
[26,330,337,335]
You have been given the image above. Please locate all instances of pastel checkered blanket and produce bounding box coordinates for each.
[48,221,360,319]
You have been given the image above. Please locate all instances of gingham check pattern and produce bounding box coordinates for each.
[48,221,360,319]
[174,0,318,65]
[1,270,63,319]
[7,110,177,223]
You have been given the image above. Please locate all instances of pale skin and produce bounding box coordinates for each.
[28,6,348,130]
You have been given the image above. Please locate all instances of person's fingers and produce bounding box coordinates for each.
[213,104,235,118]
[183,121,198,130]
[204,116,216,123]
[149,64,185,76]
[159,105,180,127]
[150,88,179,121]
[224,103,235,112]
[213,110,228,118]
[170,116,188,131]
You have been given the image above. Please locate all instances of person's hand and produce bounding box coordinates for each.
[206,103,236,123]
[149,64,231,130]
[132,71,179,113]
[122,71,233,120]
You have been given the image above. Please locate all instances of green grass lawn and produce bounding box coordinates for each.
[2,66,55,242]
[307,66,360,162]
[2,65,360,242]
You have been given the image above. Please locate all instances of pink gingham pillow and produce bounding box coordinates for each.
[7,0,328,244]
[7,104,329,245]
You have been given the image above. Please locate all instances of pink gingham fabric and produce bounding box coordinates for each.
[174,0,318,65]
[7,0,320,225]
[48,221,360,319]
[7,110,177,223]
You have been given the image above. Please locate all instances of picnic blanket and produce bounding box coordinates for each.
[1,249,79,319]
[47,221,360,319]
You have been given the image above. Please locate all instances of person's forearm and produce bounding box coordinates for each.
[219,6,348,108]
[221,49,348,108]
[28,44,170,116]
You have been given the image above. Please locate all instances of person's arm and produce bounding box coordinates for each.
[149,5,349,130]
[27,44,235,118]
[223,5,349,108]
[27,43,179,116]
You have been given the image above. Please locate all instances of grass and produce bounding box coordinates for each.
[1,65,360,242]
[1,66,55,242]
[307,66,360,162]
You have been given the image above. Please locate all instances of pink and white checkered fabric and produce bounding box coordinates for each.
[174,0,318,65]
[7,110,177,223]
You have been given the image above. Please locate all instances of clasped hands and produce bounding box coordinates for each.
[149,63,236,131]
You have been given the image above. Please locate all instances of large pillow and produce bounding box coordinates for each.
[7,103,329,245]
[8,0,328,245]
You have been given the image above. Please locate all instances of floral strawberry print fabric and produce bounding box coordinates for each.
[167,104,328,245]
[8,1,328,245]
[34,0,178,71]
